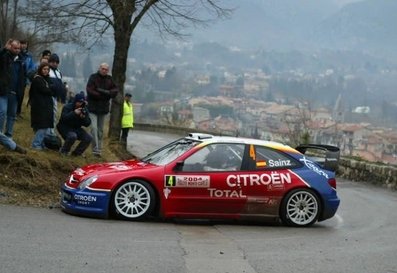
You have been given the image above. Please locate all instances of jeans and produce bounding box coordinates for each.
[32,128,51,150]
[49,97,58,135]
[0,93,18,137]
[89,113,106,155]
[60,128,92,155]
[0,131,16,150]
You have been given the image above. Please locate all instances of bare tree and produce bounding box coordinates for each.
[22,0,232,140]
[283,102,312,147]
[0,0,19,43]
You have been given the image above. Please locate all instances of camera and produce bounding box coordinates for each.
[81,107,88,116]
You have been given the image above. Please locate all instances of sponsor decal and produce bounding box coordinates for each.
[61,191,72,202]
[249,144,256,160]
[163,188,171,199]
[208,188,247,198]
[263,197,277,205]
[109,165,131,171]
[226,172,292,187]
[268,159,292,167]
[73,194,97,205]
[256,161,267,168]
[165,175,210,188]
[299,157,329,179]
[208,172,291,198]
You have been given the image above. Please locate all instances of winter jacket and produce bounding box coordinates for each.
[0,48,26,98]
[29,75,54,129]
[86,72,118,115]
[121,100,134,129]
[56,103,91,138]
[49,67,66,100]
[21,50,37,83]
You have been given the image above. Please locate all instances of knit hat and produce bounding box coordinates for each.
[74,92,86,103]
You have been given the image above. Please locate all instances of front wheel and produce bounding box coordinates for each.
[111,180,155,220]
[280,189,321,227]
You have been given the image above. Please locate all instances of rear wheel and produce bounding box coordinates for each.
[280,189,321,227]
[112,180,155,220]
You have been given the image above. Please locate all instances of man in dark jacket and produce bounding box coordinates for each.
[17,40,37,117]
[86,63,118,157]
[0,39,26,137]
[56,93,92,156]
[48,53,66,103]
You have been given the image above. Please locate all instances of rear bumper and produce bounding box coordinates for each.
[60,184,111,218]
[319,195,340,221]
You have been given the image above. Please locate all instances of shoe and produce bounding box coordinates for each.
[14,145,27,154]
[93,153,101,158]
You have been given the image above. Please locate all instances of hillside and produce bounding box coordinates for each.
[0,109,132,207]
[313,0,397,57]
[186,0,397,59]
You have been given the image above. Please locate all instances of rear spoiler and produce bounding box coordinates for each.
[295,144,340,172]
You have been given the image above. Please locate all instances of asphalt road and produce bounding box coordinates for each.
[0,130,396,273]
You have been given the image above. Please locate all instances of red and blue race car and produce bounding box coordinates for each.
[60,133,340,227]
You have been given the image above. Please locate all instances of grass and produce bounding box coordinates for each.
[0,99,133,207]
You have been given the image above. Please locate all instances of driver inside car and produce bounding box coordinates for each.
[204,145,239,171]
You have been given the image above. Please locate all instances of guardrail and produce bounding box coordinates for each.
[134,123,397,191]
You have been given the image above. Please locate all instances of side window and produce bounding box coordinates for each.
[182,143,244,172]
[247,145,300,170]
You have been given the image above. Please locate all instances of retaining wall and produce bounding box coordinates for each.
[338,158,397,190]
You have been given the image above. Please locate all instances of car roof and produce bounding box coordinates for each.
[185,133,299,154]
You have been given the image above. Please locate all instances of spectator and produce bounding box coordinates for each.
[86,63,118,157]
[0,131,26,154]
[56,93,92,156]
[20,41,36,75]
[27,56,49,84]
[18,40,37,117]
[29,63,54,150]
[48,53,67,104]
[41,50,51,61]
[0,39,26,138]
[121,93,134,144]
[48,53,66,135]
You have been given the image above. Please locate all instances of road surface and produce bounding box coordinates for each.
[0,130,396,273]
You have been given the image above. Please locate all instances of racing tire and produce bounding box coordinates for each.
[280,188,321,227]
[111,180,155,220]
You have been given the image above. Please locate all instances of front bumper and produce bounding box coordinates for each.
[60,184,111,218]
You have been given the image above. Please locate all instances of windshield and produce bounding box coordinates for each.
[141,138,200,166]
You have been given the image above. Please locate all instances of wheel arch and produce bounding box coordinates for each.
[279,186,324,225]
[108,176,161,219]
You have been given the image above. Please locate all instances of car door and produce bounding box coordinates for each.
[238,144,302,218]
[163,143,247,217]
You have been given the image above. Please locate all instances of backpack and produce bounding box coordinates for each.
[44,134,62,151]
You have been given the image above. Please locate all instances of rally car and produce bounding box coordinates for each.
[60,133,340,227]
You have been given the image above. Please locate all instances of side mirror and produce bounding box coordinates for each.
[173,161,184,172]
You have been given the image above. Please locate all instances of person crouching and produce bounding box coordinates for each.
[56,93,92,156]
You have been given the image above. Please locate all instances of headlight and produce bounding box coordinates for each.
[78,175,99,190]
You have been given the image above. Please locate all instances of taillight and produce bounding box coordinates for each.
[328,178,337,189]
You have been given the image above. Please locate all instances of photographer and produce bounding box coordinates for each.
[56,92,92,156]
